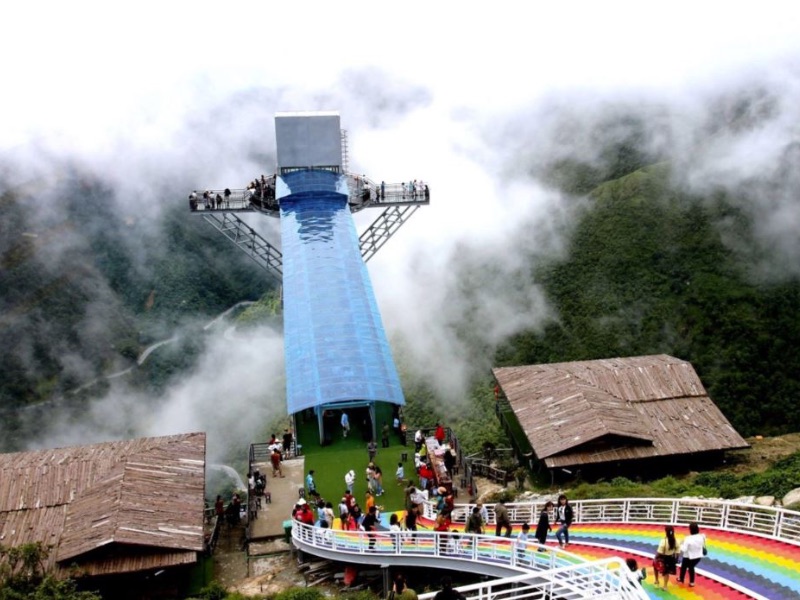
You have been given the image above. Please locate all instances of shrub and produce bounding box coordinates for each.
[273,588,325,600]
[340,591,379,600]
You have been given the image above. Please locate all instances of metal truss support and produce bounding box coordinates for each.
[202,212,283,281]
[359,205,420,263]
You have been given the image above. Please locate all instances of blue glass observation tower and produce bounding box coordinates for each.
[189,111,429,442]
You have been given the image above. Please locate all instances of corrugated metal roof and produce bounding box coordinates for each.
[0,432,205,576]
[493,355,748,468]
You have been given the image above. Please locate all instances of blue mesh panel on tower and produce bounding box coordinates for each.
[278,170,405,414]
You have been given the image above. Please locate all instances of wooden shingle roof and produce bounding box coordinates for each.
[493,355,748,469]
[0,432,206,577]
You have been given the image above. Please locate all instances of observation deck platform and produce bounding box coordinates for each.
[188,174,430,217]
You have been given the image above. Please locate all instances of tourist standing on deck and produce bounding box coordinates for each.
[362,506,379,550]
[535,501,553,547]
[465,506,483,534]
[554,494,573,548]
[494,499,512,537]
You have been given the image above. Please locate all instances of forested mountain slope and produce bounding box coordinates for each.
[495,163,800,436]
[0,172,271,424]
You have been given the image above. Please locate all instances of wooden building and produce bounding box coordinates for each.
[493,355,748,475]
[0,432,206,588]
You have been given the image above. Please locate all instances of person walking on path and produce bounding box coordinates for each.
[306,470,318,497]
[554,494,573,548]
[653,525,680,591]
[270,447,284,477]
[362,505,379,551]
[678,522,707,587]
[494,499,512,537]
[382,422,391,448]
[367,439,378,462]
[282,429,293,455]
[465,506,483,534]
[516,523,531,559]
[434,422,445,445]
[535,501,553,548]
[373,464,384,496]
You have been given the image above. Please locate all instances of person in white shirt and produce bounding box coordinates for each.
[678,522,707,587]
[345,469,355,494]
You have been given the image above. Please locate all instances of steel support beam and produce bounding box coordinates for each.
[358,205,420,263]
[201,212,283,281]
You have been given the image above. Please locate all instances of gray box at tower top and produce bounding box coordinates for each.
[275,111,342,172]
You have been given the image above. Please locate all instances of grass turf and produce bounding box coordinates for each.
[296,403,413,513]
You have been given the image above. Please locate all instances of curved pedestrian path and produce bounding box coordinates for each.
[292,498,800,599]
[566,522,800,600]
[396,498,800,600]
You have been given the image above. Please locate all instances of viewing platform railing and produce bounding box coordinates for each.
[291,521,645,598]
[188,175,430,215]
[416,560,647,600]
[292,497,800,599]
[440,497,800,545]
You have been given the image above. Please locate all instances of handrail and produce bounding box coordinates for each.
[187,176,429,214]
[292,497,800,599]
[440,497,800,546]
[291,522,646,599]
[417,559,647,600]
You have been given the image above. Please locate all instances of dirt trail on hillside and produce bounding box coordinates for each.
[725,433,800,473]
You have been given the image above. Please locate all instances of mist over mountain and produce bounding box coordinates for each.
[1,62,799,459]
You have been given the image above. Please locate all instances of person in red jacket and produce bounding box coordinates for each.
[295,501,315,525]
[419,463,434,491]
[434,423,445,445]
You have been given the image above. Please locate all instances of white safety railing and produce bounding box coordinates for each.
[417,560,646,600]
[445,497,800,545]
[291,522,647,599]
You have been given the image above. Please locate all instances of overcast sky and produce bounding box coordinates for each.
[4,1,800,455]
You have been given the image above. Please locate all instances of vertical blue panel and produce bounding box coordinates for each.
[279,170,405,414]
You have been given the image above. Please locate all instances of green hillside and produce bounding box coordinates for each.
[0,173,274,450]
[495,163,800,436]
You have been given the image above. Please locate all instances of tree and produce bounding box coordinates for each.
[0,542,101,600]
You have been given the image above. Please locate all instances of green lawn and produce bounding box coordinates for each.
[296,403,413,513]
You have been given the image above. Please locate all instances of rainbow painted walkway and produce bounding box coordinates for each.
[568,522,800,600]
[390,514,800,599]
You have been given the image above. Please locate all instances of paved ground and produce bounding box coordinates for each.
[250,456,305,539]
